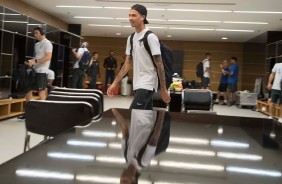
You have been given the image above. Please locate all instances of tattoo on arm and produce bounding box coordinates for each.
[153,55,166,90]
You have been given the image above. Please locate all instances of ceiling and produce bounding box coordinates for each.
[21,0,282,42]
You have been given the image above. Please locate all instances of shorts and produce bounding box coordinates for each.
[130,89,155,110]
[218,83,228,92]
[228,83,237,93]
[201,77,210,88]
[33,73,47,91]
[271,89,282,104]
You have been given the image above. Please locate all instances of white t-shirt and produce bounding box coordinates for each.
[74,48,88,69]
[203,59,210,78]
[46,69,55,80]
[271,63,282,90]
[33,39,53,73]
[126,28,161,91]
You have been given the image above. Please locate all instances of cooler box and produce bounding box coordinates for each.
[236,91,257,108]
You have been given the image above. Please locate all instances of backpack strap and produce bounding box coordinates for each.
[129,32,135,57]
[141,30,157,69]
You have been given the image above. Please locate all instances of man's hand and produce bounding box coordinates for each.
[107,84,116,97]
[219,64,223,69]
[161,89,171,104]
[25,59,36,68]
[72,48,76,53]
[267,84,272,91]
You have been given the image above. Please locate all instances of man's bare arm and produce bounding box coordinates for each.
[112,56,132,86]
[153,55,167,91]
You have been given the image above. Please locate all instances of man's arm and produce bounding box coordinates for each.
[103,58,107,68]
[148,111,165,146]
[107,56,132,96]
[72,49,81,59]
[268,72,275,91]
[153,55,167,91]
[27,52,52,67]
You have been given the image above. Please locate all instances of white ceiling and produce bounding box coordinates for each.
[21,0,282,42]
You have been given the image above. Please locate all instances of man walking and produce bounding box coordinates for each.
[71,42,89,89]
[107,4,170,109]
[104,51,117,90]
[87,52,100,89]
[226,57,239,106]
[202,53,211,89]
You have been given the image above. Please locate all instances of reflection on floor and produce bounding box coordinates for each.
[0,95,267,165]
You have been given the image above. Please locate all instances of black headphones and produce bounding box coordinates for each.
[34,25,46,35]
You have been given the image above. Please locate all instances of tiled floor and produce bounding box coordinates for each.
[0,96,267,165]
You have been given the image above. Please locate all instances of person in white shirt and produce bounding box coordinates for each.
[71,42,89,89]
[107,4,170,109]
[24,25,53,101]
[267,63,282,124]
[202,53,211,89]
[46,69,55,94]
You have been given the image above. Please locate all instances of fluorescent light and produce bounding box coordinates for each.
[56,5,103,9]
[96,156,125,164]
[167,9,232,13]
[108,142,121,149]
[3,21,28,23]
[169,137,209,145]
[148,26,166,29]
[166,148,216,156]
[111,120,117,125]
[222,37,228,40]
[74,16,114,19]
[148,19,167,22]
[27,23,43,26]
[160,161,224,171]
[227,166,282,177]
[16,169,74,180]
[88,24,122,27]
[234,10,282,14]
[169,27,214,31]
[211,140,250,148]
[82,130,116,137]
[76,175,120,183]
[0,13,21,16]
[115,17,128,20]
[166,35,172,38]
[216,29,255,32]
[147,8,166,11]
[168,19,221,23]
[122,26,132,28]
[217,152,262,161]
[104,7,129,10]
[47,152,95,161]
[67,140,107,148]
[223,21,268,25]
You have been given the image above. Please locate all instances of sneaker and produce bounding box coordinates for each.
[222,102,227,105]
[17,114,25,121]
[278,118,282,124]
[214,101,219,104]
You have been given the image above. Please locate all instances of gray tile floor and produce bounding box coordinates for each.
[0,96,267,165]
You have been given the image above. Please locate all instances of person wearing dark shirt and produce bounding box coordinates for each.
[104,50,117,90]
[215,60,229,105]
[87,52,100,89]
[226,57,239,106]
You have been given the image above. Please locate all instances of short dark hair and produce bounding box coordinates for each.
[109,51,114,54]
[231,56,237,61]
[34,26,45,35]
[205,53,211,56]
[92,52,98,55]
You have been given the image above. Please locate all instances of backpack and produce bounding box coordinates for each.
[12,64,35,93]
[79,50,92,71]
[196,60,205,78]
[130,30,173,89]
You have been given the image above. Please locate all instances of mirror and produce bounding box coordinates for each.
[46,24,60,44]
[3,8,27,36]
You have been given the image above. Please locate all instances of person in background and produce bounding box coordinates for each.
[267,62,282,123]
[104,50,117,91]
[214,60,229,105]
[107,4,170,109]
[71,42,89,89]
[87,52,100,89]
[18,25,53,120]
[46,69,55,94]
[202,53,211,89]
[225,57,239,106]
[120,56,129,96]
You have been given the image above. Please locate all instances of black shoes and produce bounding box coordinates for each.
[17,114,25,121]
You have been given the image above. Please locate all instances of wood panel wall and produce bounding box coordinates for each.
[85,36,245,91]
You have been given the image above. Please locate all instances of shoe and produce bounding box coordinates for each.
[222,102,227,105]
[278,118,282,124]
[214,101,219,104]
[17,114,25,121]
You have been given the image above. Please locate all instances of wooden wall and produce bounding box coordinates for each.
[85,36,245,91]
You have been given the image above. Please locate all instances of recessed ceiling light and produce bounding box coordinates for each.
[56,5,103,8]
[168,19,221,23]
[223,21,268,25]
[234,10,282,14]
[104,7,129,10]
[222,37,228,40]
[116,33,121,35]
[166,35,172,38]
[167,9,232,13]
[74,16,114,19]
[216,29,255,32]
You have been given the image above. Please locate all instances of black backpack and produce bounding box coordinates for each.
[79,50,92,71]
[196,61,205,78]
[12,64,35,93]
[130,30,173,89]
